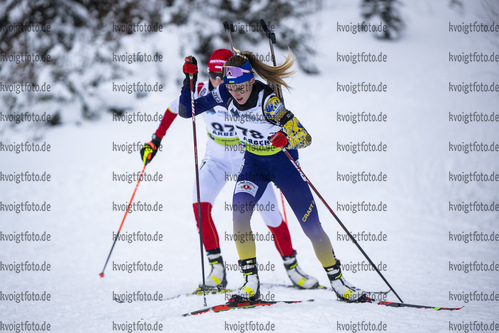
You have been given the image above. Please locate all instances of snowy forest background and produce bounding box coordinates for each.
[1,0,417,138]
[0,0,496,138]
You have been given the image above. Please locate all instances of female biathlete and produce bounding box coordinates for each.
[177,50,366,302]
[140,49,319,292]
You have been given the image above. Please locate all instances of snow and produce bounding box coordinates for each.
[1,0,498,332]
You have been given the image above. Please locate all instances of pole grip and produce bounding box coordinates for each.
[224,21,234,32]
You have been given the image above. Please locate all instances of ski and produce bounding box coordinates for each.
[182,298,314,316]
[189,287,234,296]
[261,282,328,290]
[358,297,464,311]
[181,296,462,316]
[162,287,234,301]
[261,283,390,298]
[114,288,234,303]
[156,284,389,303]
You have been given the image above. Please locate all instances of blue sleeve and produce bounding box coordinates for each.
[178,84,230,118]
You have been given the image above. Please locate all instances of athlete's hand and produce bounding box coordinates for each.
[183,56,198,88]
[269,131,288,148]
[140,134,162,164]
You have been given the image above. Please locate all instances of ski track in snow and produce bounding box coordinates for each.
[1,0,498,332]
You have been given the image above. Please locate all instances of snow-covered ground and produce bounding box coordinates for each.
[1,1,498,332]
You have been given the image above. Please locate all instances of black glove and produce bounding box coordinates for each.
[182,56,198,89]
[140,133,162,164]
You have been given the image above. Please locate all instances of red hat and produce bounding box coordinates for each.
[207,49,234,73]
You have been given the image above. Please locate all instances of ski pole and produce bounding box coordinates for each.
[223,21,241,55]
[189,68,208,306]
[260,19,290,222]
[280,147,404,303]
[260,19,284,103]
[99,162,147,278]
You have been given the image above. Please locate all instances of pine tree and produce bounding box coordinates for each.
[0,0,163,135]
[361,0,404,40]
[0,0,321,135]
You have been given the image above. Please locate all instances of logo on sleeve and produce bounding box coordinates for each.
[264,96,283,116]
[212,88,223,103]
[199,87,207,97]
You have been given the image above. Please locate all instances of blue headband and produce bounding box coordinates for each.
[224,60,254,85]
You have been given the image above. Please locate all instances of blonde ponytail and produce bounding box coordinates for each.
[224,49,296,90]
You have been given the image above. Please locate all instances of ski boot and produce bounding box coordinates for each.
[283,251,320,289]
[326,260,365,302]
[230,258,260,301]
[199,252,227,291]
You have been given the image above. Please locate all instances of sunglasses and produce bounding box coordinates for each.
[224,66,252,78]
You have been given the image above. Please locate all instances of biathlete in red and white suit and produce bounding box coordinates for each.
[140,49,319,292]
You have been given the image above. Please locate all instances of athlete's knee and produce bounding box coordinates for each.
[301,222,327,241]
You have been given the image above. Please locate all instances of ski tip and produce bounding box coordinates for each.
[437,305,465,311]
[99,272,104,278]
[375,300,465,311]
